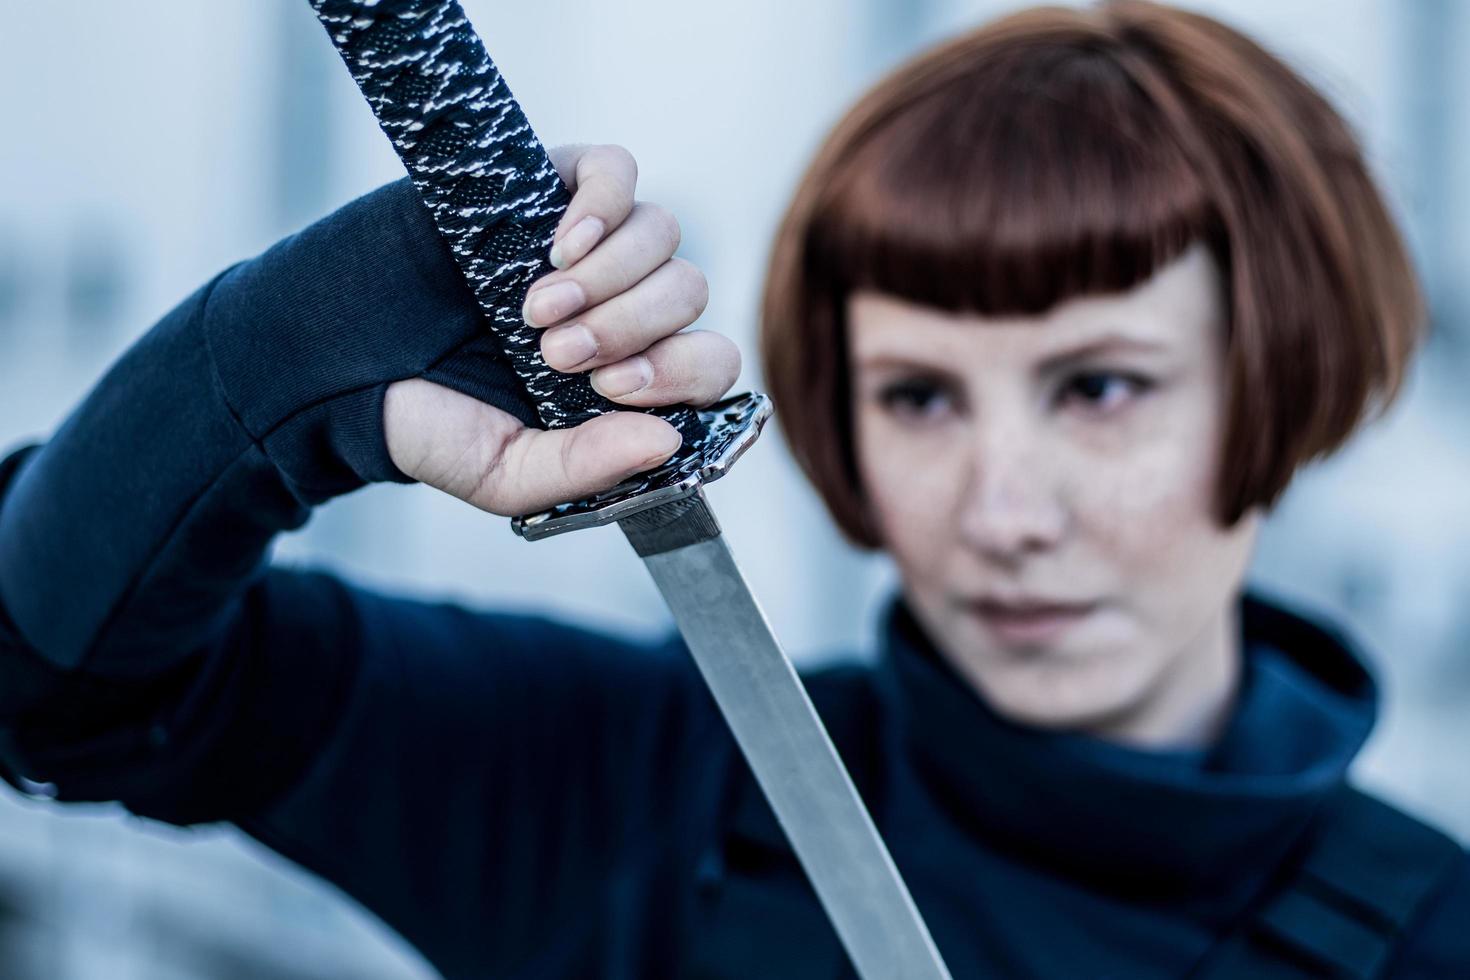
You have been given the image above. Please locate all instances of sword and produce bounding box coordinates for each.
[307,4,952,977]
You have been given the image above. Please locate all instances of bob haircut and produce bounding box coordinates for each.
[761,0,1424,549]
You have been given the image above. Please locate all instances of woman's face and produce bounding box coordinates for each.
[850,243,1262,747]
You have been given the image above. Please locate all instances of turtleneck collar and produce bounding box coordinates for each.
[875,587,1378,913]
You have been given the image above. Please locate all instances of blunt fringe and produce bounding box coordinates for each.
[760,0,1425,548]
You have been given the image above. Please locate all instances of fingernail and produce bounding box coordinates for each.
[549,216,605,270]
[541,323,598,370]
[591,356,653,398]
[523,280,585,327]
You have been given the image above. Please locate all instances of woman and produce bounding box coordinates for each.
[0,1,1464,977]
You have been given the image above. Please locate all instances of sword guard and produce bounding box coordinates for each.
[511,391,773,541]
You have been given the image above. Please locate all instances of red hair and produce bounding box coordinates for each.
[760,0,1424,547]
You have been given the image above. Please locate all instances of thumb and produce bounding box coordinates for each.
[470,410,682,516]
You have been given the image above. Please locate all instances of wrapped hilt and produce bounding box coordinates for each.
[308,0,704,444]
[310,0,771,539]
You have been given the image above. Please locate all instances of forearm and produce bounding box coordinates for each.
[0,272,297,682]
[0,265,355,818]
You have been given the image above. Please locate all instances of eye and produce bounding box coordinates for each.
[1058,371,1153,413]
[875,377,957,423]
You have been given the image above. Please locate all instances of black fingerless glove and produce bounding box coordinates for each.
[205,177,540,499]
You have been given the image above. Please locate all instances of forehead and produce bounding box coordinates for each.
[848,242,1223,365]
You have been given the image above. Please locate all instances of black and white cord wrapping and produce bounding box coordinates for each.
[309,0,705,444]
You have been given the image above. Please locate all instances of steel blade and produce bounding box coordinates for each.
[630,501,952,980]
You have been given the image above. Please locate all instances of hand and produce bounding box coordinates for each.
[384,144,740,516]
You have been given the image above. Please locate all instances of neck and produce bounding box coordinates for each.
[1087,603,1243,751]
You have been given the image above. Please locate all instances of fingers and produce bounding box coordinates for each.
[473,412,683,516]
[588,330,741,409]
[523,202,681,328]
[540,257,708,372]
[545,143,638,269]
[528,142,737,428]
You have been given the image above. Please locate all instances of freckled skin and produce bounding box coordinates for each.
[850,243,1262,749]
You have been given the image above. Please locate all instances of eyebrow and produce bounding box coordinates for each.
[854,332,1170,374]
[1035,333,1170,373]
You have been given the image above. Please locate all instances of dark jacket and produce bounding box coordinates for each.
[1,181,1465,979]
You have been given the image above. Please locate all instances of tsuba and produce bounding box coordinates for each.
[510,391,773,542]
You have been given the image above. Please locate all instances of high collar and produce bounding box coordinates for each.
[875,588,1378,911]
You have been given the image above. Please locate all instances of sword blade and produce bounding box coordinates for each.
[632,513,952,980]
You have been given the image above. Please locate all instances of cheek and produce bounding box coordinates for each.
[1079,433,1211,558]
[855,414,968,576]
[1069,393,1245,617]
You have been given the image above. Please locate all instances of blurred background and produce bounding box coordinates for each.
[0,0,1465,976]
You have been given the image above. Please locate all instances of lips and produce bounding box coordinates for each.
[968,598,1098,645]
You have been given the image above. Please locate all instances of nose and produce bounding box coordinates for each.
[956,420,1069,562]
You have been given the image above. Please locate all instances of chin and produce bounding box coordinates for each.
[950,633,1161,734]
[982,680,1149,733]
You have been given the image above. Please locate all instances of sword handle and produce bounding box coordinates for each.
[308,0,704,445]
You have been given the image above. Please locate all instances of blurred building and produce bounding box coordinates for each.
[0,0,1465,976]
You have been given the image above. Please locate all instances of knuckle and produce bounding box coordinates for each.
[586,144,637,196]
[603,142,636,173]
[715,334,742,380]
[673,335,736,405]
[696,333,740,389]
[611,304,652,358]
[605,248,640,293]
[722,359,742,394]
[671,258,710,318]
[577,173,618,211]
[640,202,681,254]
